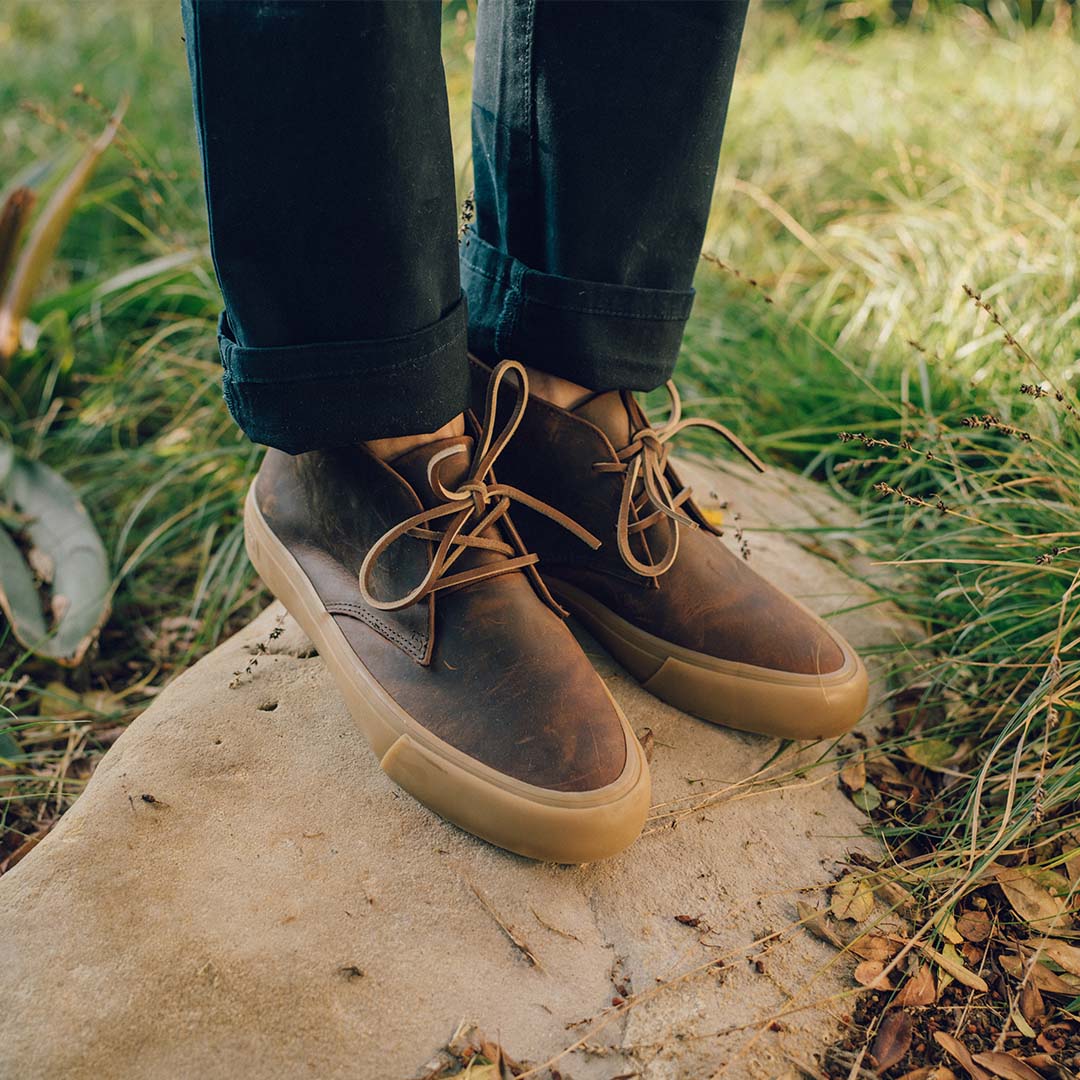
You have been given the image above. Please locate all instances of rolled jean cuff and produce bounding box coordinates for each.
[216,294,470,455]
[460,228,695,391]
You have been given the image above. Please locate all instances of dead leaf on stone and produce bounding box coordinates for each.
[920,944,988,992]
[897,1070,957,1080]
[849,933,902,962]
[970,1051,1043,1080]
[796,900,845,949]
[994,867,1073,936]
[854,959,894,990]
[840,757,866,792]
[934,1031,992,1080]
[831,873,875,923]
[871,1009,913,1071]
[957,909,991,943]
[895,962,936,1006]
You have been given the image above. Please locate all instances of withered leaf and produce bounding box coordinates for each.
[895,963,936,1006]
[871,1010,913,1071]
[831,873,875,923]
[840,757,866,792]
[849,933,902,962]
[970,1051,1043,1080]
[957,909,991,942]
[934,1031,992,1080]
[1018,981,1045,1027]
[854,959,894,990]
[994,867,1072,936]
[1000,954,1078,995]
[921,944,989,992]
[796,900,845,949]
[1025,936,1080,977]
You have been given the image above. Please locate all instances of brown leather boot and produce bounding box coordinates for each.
[243,361,649,862]
[471,357,868,739]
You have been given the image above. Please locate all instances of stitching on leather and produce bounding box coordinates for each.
[327,601,427,662]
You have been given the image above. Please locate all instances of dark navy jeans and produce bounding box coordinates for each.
[182,0,747,454]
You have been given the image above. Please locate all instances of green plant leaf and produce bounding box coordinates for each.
[903,738,955,768]
[0,98,127,363]
[0,443,111,666]
[0,724,19,761]
[851,782,882,812]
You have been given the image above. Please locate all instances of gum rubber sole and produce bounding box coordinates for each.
[243,487,650,863]
[549,579,869,741]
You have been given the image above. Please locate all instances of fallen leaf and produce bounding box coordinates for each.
[934,1031,992,1080]
[957,909,991,943]
[849,933,902,962]
[897,1070,957,1080]
[995,867,1073,936]
[970,1051,1043,1080]
[871,1010,913,1071]
[1026,936,1080,976]
[797,901,845,949]
[938,912,964,945]
[895,963,937,1006]
[840,757,866,792]
[852,783,883,812]
[1019,981,1045,1027]
[921,944,989,992]
[854,959,894,990]
[903,738,955,767]
[831,874,875,923]
[1000,954,1079,995]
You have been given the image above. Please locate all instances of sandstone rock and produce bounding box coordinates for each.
[0,461,916,1079]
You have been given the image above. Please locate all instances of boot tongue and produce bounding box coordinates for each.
[573,390,636,449]
[391,436,474,510]
[391,435,515,575]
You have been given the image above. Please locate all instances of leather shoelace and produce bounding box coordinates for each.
[594,380,767,578]
[359,359,600,613]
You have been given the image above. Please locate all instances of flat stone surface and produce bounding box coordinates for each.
[0,461,914,1080]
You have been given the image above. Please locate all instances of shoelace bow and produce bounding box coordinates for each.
[594,380,767,578]
[359,359,600,613]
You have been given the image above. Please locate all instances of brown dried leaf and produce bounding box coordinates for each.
[840,757,866,792]
[1026,937,1080,977]
[970,1051,1043,1080]
[897,1070,957,1080]
[1019,982,1045,1027]
[895,963,937,1006]
[999,953,1078,995]
[921,944,989,992]
[995,867,1073,935]
[934,1031,992,1080]
[831,873,875,923]
[854,959,894,990]
[796,900,845,949]
[849,933,902,962]
[871,1010,913,1071]
[957,909,991,942]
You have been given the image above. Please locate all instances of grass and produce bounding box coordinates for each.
[1,0,1079,1073]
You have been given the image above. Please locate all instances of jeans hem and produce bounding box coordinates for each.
[215,294,470,454]
[460,228,693,391]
